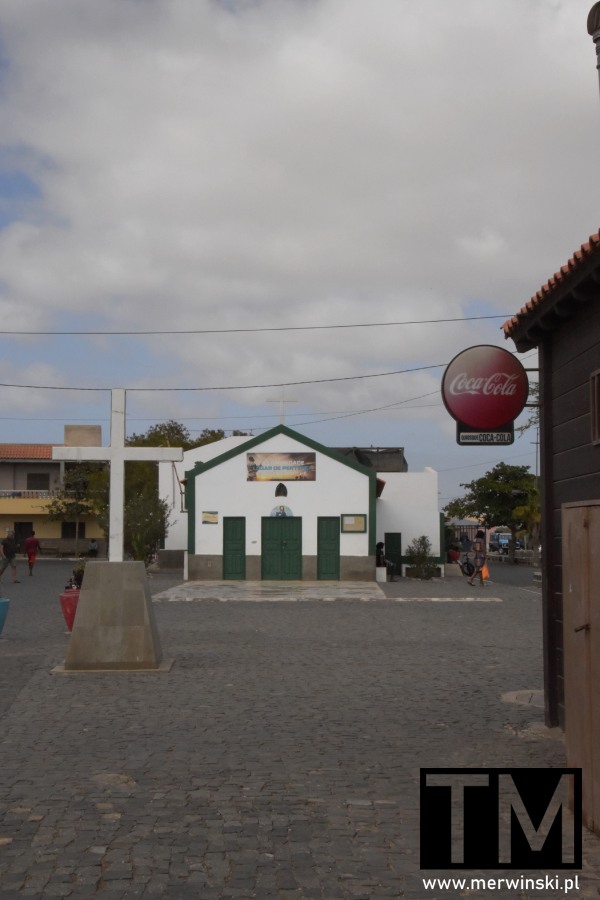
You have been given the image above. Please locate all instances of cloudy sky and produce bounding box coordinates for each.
[0,0,598,508]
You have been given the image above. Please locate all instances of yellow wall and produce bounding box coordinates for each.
[0,515,104,540]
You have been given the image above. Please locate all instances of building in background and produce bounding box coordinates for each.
[0,426,105,556]
[159,425,441,580]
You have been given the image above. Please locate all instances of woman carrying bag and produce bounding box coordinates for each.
[467,530,488,587]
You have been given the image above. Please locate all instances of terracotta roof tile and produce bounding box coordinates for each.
[0,444,57,460]
[503,228,600,339]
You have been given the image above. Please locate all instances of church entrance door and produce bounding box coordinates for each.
[261,517,302,580]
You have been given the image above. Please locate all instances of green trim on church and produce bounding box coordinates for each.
[185,425,378,557]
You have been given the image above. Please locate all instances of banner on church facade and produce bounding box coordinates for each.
[246,452,316,482]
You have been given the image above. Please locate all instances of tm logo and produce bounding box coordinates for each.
[420,768,582,869]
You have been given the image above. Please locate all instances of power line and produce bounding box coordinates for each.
[0,314,510,337]
[0,393,441,434]
[282,392,440,428]
[0,363,445,393]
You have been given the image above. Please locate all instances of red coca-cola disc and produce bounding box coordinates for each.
[441,345,529,429]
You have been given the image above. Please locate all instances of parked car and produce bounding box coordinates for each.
[489,533,522,554]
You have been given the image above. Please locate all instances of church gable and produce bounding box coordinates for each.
[185,425,376,484]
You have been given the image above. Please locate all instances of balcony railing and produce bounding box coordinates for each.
[0,490,52,499]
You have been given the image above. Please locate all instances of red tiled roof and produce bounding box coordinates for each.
[0,444,57,460]
[503,228,600,340]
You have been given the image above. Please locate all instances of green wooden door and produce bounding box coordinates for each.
[384,532,402,574]
[317,517,340,580]
[261,517,302,580]
[223,517,246,580]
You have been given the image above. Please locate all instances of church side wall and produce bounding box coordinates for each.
[375,469,440,557]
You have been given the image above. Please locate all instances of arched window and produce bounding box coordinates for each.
[275,483,288,497]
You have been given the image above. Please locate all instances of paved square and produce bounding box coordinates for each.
[0,561,599,898]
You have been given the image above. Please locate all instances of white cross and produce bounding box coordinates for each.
[52,389,183,562]
[267,387,298,424]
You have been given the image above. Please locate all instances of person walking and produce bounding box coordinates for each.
[0,529,20,584]
[467,530,487,587]
[24,531,41,576]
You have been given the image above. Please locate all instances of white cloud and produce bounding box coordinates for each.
[0,0,591,496]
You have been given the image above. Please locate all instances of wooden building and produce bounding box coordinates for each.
[503,229,600,830]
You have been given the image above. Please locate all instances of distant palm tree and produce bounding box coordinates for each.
[513,482,541,563]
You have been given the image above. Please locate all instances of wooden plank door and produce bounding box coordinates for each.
[261,517,302,580]
[223,517,246,580]
[384,532,402,574]
[317,517,340,580]
[563,501,600,833]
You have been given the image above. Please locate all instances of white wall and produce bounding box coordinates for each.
[375,467,440,556]
[192,434,371,557]
[161,433,441,563]
[159,436,249,550]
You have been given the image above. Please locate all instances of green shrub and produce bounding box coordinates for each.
[405,535,438,580]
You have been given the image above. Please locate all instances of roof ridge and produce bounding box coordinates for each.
[503,227,600,339]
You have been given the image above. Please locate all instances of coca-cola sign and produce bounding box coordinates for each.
[442,345,529,430]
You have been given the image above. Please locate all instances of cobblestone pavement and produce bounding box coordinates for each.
[0,560,599,899]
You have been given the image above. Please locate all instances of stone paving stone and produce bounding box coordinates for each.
[1,562,600,897]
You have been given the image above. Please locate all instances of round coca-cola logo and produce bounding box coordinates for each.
[441,345,529,429]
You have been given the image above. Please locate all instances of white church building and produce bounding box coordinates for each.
[158,425,441,581]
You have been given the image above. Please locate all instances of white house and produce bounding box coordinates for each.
[158,425,441,581]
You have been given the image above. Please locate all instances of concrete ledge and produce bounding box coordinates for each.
[186,554,377,582]
[51,658,175,675]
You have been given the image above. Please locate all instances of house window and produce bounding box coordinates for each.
[27,473,50,491]
[61,522,86,539]
[592,369,600,445]
[275,483,288,497]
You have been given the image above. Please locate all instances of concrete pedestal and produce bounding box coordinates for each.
[375,566,387,583]
[56,561,171,672]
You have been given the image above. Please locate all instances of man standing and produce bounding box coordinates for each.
[24,531,42,576]
[376,541,398,581]
[0,529,20,584]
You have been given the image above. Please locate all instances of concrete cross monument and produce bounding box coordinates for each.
[52,388,183,672]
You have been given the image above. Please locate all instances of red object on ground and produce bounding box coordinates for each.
[59,590,80,632]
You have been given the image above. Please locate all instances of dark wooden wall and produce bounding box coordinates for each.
[541,296,600,727]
